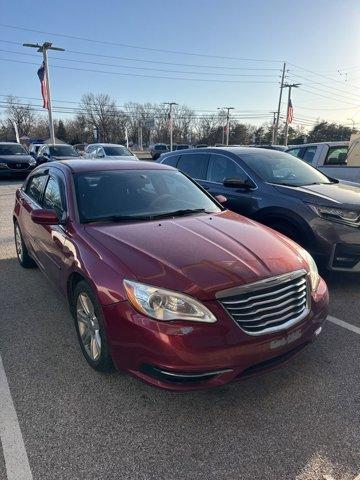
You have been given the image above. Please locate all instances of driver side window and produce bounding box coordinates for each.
[207,154,248,183]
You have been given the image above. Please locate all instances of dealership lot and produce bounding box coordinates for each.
[0,179,359,480]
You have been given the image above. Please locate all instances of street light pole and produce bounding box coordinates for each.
[23,42,65,144]
[218,107,234,145]
[164,102,178,151]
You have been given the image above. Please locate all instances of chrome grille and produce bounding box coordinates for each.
[217,270,309,336]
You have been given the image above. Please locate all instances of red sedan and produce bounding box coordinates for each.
[13,160,329,391]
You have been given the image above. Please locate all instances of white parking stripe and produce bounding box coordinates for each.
[0,355,33,480]
[328,315,360,335]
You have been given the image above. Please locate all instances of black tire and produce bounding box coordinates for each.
[72,280,113,372]
[14,221,37,268]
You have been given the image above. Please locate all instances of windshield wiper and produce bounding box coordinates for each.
[149,208,210,219]
[83,215,152,224]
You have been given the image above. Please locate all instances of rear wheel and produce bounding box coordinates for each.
[14,222,36,268]
[73,280,113,372]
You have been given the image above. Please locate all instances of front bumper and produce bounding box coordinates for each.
[310,218,360,271]
[0,165,35,177]
[102,278,329,391]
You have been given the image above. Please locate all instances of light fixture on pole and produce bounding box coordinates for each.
[23,42,65,144]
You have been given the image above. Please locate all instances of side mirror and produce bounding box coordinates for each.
[214,195,227,204]
[223,177,253,189]
[31,209,59,225]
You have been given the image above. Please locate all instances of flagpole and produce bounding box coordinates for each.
[283,83,300,147]
[42,47,55,144]
[23,42,65,145]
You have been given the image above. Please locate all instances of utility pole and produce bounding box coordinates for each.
[23,42,65,144]
[274,62,286,144]
[218,107,234,145]
[164,102,178,151]
[270,111,277,145]
[283,83,300,147]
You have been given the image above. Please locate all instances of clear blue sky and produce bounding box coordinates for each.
[1,0,360,128]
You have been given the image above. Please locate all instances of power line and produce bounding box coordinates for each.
[0,49,281,78]
[0,39,281,72]
[0,57,279,84]
[0,24,282,63]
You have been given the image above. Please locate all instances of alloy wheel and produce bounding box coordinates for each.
[76,292,102,361]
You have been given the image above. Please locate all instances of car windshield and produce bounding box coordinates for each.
[75,169,221,223]
[155,145,167,150]
[103,146,133,156]
[0,144,27,155]
[239,150,332,186]
[49,145,78,157]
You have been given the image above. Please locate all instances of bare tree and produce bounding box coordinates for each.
[5,95,37,137]
[77,93,127,143]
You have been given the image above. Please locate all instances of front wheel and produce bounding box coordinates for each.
[73,281,113,372]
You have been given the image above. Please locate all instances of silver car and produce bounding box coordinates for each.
[85,143,138,161]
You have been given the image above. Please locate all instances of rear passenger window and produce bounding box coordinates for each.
[177,153,208,179]
[324,147,348,166]
[25,174,48,203]
[161,155,179,167]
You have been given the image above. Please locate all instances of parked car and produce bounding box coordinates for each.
[175,144,190,151]
[285,142,360,183]
[37,144,79,164]
[85,143,138,161]
[13,159,328,391]
[150,143,168,159]
[28,143,44,159]
[158,147,360,271]
[195,144,208,148]
[0,142,36,177]
[73,143,87,156]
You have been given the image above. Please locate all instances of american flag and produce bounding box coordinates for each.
[287,98,293,124]
[37,62,49,109]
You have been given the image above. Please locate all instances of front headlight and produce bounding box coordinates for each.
[123,280,217,323]
[309,204,360,227]
[297,246,320,291]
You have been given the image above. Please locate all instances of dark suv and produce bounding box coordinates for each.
[158,147,360,271]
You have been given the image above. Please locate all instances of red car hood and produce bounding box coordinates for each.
[85,211,308,301]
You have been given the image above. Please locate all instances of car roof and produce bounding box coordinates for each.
[161,146,275,157]
[286,141,349,148]
[87,143,127,147]
[52,159,176,173]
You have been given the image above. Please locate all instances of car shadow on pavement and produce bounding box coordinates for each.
[0,256,358,480]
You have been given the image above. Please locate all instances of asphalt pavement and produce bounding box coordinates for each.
[0,178,359,480]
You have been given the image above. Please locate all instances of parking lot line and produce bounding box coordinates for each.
[0,355,33,480]
[328,315,360,335]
